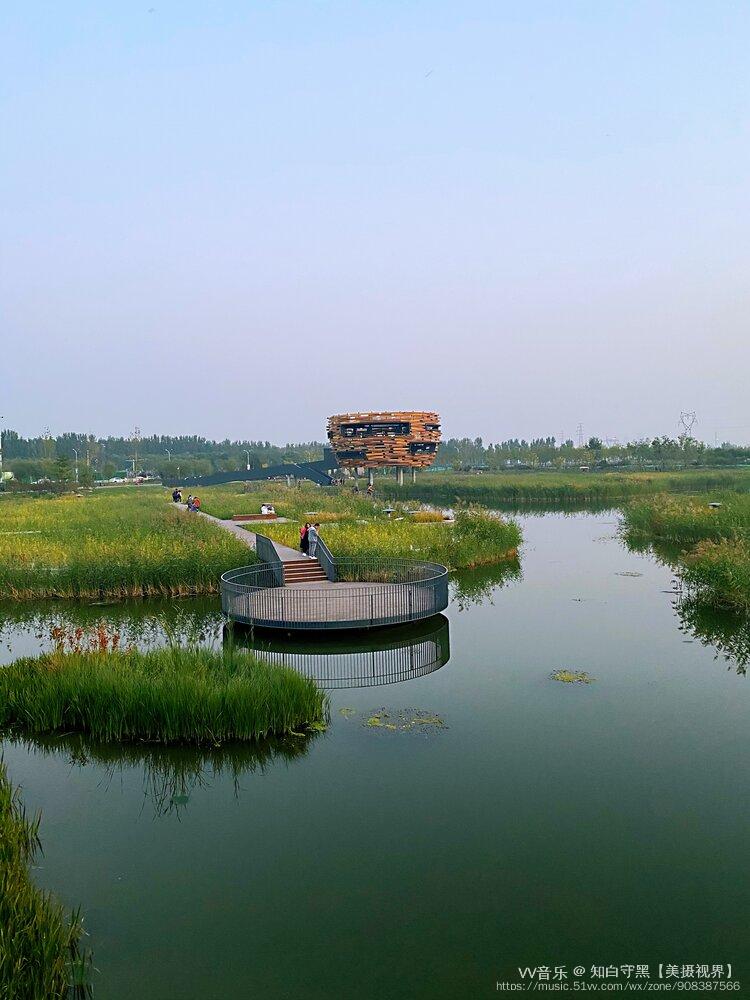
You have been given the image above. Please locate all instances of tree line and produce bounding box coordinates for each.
[2,429,749,484]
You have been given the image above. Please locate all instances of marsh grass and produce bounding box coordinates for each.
[380,468,750,506]
[622,493,750,611]
[0,643,328,744]
[258,507,521,570]
[0,490,253,600]
[0,759,91,998]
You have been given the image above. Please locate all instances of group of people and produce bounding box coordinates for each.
[299,522,321,557]
[172,488,201,511]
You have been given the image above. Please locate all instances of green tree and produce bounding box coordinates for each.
[54,455,71,483]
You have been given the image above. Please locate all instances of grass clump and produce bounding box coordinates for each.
[0,759,91,998]
[260,506,521,570]
[622,493,750,610]
[0,643,328,745]
[0,490,253,601]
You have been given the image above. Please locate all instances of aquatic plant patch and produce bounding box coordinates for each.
[0,641,328,744]
[550,669,595,684]
[0,759,91,998]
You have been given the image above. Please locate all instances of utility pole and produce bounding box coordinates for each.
[131,426,141,477]
[73,448,79,484]
[245,449,251,471]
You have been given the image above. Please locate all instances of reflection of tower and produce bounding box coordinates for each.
[227,615,450,689]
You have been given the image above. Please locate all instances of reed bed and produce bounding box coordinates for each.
[680,540,750,612]
[379,468,750,507]
[0,759,90,998]
[622,493,750,545]
[260,507,521,570]
[199,481,376,522]
[0,644,328,744]
[0,491,252,600]
[621,493,750,610]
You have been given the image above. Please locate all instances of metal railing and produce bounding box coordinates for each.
[316,536,336,582]
[221,549,449,631]
[254,533,284,586]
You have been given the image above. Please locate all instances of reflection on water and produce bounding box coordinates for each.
[675,596,750,675]
[620,535,750,676]
[7,731,318,818]
[450,558,522,610]
[230,614,450,689]
[0,597,224,663]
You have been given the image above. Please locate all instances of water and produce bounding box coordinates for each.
[3,512,750,998]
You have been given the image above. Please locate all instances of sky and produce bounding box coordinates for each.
[2,1,749,445]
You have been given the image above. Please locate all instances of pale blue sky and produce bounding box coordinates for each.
[2,2,749,444]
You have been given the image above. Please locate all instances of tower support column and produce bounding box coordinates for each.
[411,468,417,484]
[397,467,404,487]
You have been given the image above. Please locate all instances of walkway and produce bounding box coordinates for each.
[179,505,305,561]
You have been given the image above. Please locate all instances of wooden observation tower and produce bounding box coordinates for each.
[326,411,441,485]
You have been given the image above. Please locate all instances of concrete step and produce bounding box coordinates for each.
[283,561,327,583]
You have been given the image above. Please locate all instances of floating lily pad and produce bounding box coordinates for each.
[550,669,595,684]
[338,707,357,718]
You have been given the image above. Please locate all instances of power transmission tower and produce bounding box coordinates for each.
[576,423,584,449]
[678,411,697,443]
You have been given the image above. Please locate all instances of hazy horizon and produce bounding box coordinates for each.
[3,2,749,446]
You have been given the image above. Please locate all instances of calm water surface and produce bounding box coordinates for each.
[2,512,749,999]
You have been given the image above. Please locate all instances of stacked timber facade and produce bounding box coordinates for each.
[327,411,441,470]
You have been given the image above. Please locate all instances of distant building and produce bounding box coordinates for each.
[327,411,441,483]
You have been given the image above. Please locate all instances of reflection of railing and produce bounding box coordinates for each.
[230,615,450,689]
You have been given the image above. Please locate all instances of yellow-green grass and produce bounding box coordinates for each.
[257,507,521,570]
[0,759,91,998]
[380,468,750,506]
[622,493,750,611]
[0,644,327,745]
[197,480,376,521]
[0,490,253,600]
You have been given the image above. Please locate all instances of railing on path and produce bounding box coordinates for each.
[254,532,284,586]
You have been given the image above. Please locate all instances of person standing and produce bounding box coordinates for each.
[307,522,320,558]
[300,522,310,554]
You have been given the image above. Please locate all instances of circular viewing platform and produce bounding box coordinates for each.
[221,557,449,631]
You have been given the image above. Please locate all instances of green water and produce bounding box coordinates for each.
[2,512,749,998]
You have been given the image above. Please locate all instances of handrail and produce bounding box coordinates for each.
[253,533,284,587]
[220,554,449,630]
[316,536,337,582]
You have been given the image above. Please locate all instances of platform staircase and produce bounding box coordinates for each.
[282,558,328,585]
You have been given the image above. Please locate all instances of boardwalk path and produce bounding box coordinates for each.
[179,505,306,561]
